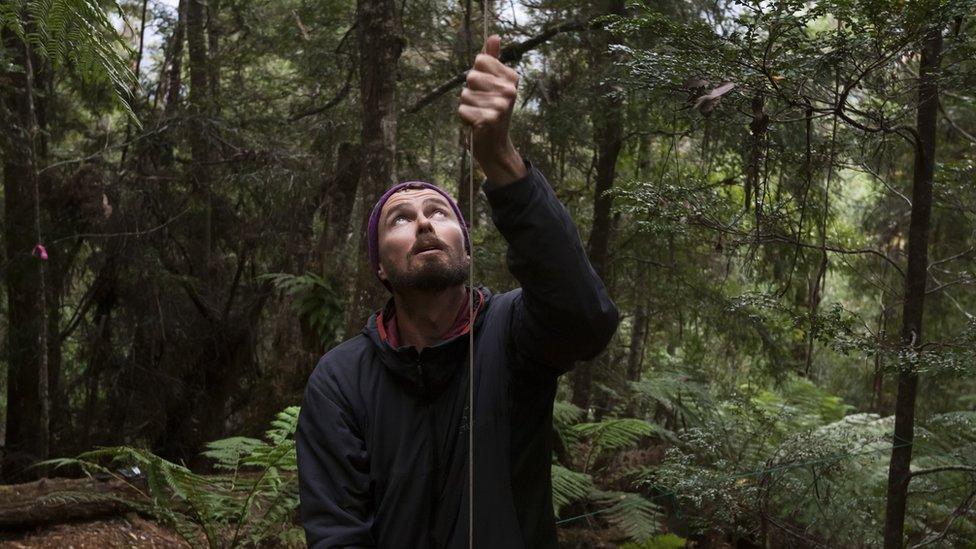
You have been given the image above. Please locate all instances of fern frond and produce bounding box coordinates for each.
[593,489,664,542]
[572,418,662,463]
[202,437,265,471]
[0,0,136,120]
[551,464,594,516]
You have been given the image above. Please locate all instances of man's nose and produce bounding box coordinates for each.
[416,213,435,233]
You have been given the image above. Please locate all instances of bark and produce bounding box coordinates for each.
[626,306,649,382]
[456,0,474,224]
[119,0,149,167]
[571,0,625,412]
[163,0,187,117]
[344,0,403,337]
[82,252,120,448]
[1,28,48,482]
[882,26,942,549]
[317,142,364,267]
[207,0,221,109]
[0,477,143,529]
[186,0,214,272]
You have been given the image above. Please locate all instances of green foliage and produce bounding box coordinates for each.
[13,0,976,546]
[0,0,136,117]
[261,272,344,349]
[550,463,594,516]
[44,407,303,548]
[571,418,662,469]
[628,369,713,428]
[593,489,664,542]
[620,533,687,549]
[552,400,666,542]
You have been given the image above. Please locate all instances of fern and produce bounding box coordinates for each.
[572,418,662,470]
[261,273,343,349]
[593,489,664,542]
[43,407,304,548]
[620,533,687,549]
[551,464,594,515]
[629,370,713,426]
[552,406,668,542]
[0,0,136,119]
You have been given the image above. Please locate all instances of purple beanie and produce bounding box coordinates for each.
[367,181,470,290]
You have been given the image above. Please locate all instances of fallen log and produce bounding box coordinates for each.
[0,477,146,530]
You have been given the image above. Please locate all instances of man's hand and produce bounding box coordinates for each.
[458,35,527,187]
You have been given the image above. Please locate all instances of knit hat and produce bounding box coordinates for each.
[367,181,471,291]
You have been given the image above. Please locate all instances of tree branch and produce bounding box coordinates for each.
[403,18,597,115]
[289,64,355,121]
[911,486,976,549]
[910,465,976,478]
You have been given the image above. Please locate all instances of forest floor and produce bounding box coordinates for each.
[0,476,625,548]
[1,519,621,548]
[0,515,189,548]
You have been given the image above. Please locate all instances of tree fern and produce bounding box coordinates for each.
[1,0,136,118]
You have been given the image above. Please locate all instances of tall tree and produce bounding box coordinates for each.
[0,26,47,481]
[883,24,943,549]
[572,0,625,412]
[345,0,403,335]
[186,0,214,271]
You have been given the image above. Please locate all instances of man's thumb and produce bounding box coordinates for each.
[484,35,501,58]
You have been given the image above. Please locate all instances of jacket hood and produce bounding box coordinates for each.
[363,287,493,400]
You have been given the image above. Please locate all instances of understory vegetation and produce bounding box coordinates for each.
[3,0,976,546]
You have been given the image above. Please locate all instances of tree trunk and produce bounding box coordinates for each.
[344,0,403,337]
[207,0,222,109]
[571,0,625,412]
[0,477,144,529]
[163,0,187,117]
[882,26,942,549]
[1,28,48,482]
[186,0,213,273]
[626,305,648,382]
[456,0,476,225]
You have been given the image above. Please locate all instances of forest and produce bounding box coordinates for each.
[1,0,975,547]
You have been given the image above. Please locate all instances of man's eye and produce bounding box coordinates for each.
[392,216,408,226]
[431,209,446,218]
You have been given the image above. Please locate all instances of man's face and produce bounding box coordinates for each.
[377,188,469,291]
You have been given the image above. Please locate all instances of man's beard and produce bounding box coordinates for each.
[383,253,470,291]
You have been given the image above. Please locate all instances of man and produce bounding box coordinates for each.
[296,35,618,548]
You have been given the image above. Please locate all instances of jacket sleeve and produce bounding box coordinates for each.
[296,360,375,548]
[483,161,619,376]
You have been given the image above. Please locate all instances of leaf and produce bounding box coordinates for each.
[551,464,594,515]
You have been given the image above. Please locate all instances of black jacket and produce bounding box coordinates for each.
[297,164,618,548]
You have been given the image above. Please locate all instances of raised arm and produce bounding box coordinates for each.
[296,360,376,548]
[484,164,618,374]
[459,35,619,375]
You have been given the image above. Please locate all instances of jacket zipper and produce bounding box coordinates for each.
[417,358,439,549]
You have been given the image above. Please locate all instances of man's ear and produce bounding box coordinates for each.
[377,264,387,282]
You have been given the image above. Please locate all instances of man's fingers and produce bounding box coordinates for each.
[461,88,513,111]
[473,54,518,82]
[465,71,517,96]
[484,34,501,58]
[457,104,502,127]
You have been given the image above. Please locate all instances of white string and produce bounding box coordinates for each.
[468,4,489,548]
